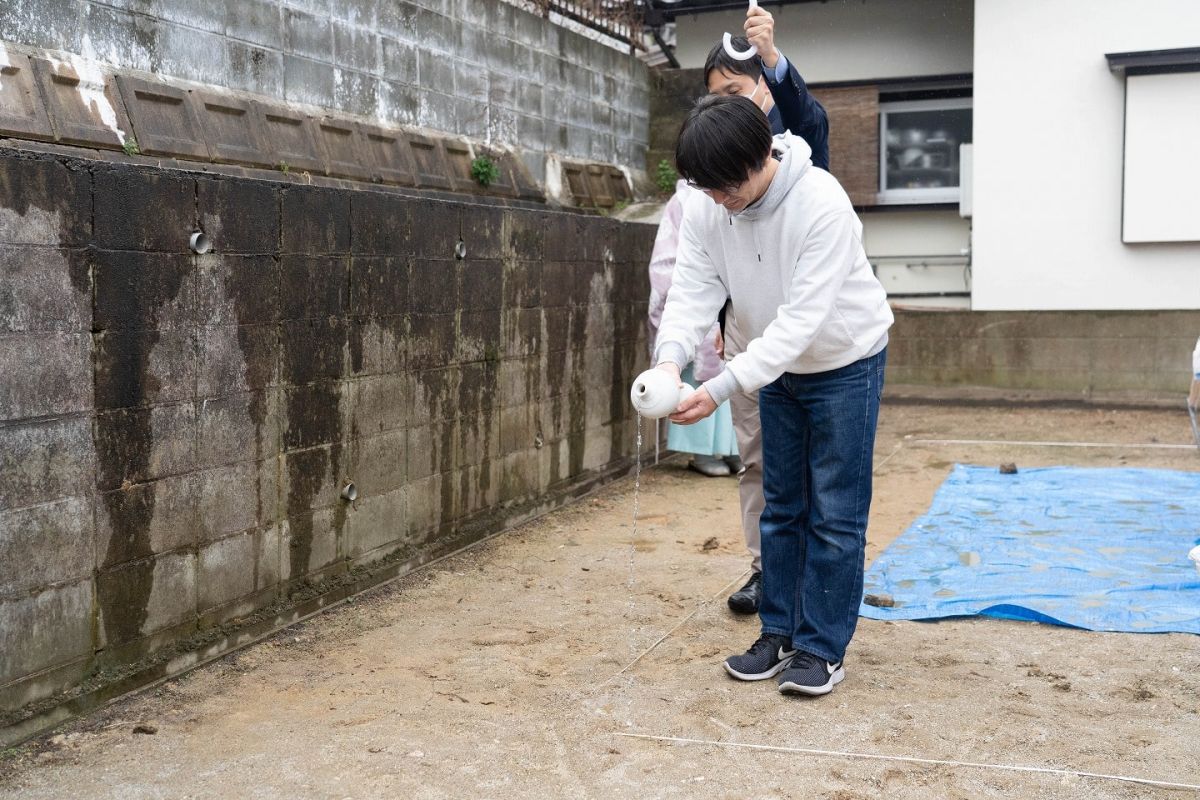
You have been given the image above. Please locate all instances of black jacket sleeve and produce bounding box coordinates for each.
[763,54,830,172]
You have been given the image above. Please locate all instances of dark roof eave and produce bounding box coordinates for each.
[658,0,826,21]
[1105,47,1200,76]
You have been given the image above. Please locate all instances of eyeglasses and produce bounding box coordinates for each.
[685,181,730,196]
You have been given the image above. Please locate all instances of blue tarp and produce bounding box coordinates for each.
[860,465,1200,634]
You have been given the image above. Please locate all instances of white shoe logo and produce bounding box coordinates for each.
[826,661,841,675]
[778,647,797,660]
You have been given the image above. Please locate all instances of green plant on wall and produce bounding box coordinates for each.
[598,199,631,217]
[471,156,500,188]
[655,159,678,195]
[122,137,140,157]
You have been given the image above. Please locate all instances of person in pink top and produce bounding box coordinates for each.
[647,180,740,477]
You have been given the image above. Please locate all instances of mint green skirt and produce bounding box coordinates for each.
[666,366,739,458]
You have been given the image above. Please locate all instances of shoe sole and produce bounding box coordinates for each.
[778,667,845,695]
[723,655,794,681]
[726,596,759,614]
[689,466,731,477]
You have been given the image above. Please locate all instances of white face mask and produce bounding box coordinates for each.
[746,79,770,113]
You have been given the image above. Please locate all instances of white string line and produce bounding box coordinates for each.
[602,441,903,689]
[913,438,1198,450]
[614,733,1200,792]
[599,569,752,687]
[873,441,904,472]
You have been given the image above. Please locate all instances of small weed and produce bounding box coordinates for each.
[655,159,678,195]
[598,199,631,217]
[122,137,140,157]
[471,156,500,188]
[278,162,290,174]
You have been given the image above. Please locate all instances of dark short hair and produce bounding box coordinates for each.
[676,95,772,193]
[703,37,763,85]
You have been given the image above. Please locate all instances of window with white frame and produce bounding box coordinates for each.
[879,97,973,204]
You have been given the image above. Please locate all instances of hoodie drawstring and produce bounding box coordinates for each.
[730,213,763,262]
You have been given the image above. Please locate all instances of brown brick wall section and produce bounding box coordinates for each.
[811,85,878,206]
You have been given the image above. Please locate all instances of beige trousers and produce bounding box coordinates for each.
[724,313,763,573]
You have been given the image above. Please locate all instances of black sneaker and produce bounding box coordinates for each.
[777,651,845,696]
[723,633,796,681]
[727,571,762,614]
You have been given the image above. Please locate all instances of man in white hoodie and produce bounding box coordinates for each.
[654,95,893,696]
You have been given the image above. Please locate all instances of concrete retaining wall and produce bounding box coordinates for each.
[888,310,1200,398]
[0,146,655,741]
[0,0,650,177]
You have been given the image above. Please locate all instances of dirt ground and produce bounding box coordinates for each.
[2,401,1199,799]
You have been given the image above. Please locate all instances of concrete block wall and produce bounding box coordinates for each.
[0,147,655,737]
[0,0,650,177]
[646,67,700,184]
[887,310,1200,397]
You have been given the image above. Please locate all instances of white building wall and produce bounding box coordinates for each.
[972,0,1200,310]
[675,0,974,304]
[862,210,972,307]
[673,0,973,81]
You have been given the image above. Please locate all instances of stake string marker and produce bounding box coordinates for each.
[873,441,904,473]
[614,733,1200,792]
[603,439,903,690]
[600,570,751,688]
[600,568,748,690]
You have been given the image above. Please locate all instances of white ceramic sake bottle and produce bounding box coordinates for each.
[629,368,695,420]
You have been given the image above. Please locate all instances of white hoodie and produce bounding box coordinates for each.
[654,133,893,404]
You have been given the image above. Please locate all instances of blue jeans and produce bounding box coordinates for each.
[757,348,886,663]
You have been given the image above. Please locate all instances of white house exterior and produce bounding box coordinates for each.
[670,0,1200,312]
[972,0,1200,310]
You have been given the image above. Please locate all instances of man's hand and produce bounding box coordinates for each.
[745,5,778,69]
[669,387,718,425]
[714,328,725,360]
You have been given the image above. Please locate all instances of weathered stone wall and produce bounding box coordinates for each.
[0,0,650,177]
[0,147,654,741]
[646,67,701,182]
[888,310,1200,397]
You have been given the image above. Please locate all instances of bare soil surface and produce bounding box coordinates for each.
[3,402,1198,799]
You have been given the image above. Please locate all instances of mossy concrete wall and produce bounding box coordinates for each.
[0,146,655,743]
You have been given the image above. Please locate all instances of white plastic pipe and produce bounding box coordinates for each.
[722,0,759,61]
[189,231,211,254]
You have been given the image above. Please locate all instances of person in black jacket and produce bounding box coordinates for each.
[700,5,832,615]
[703,7,829,170]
